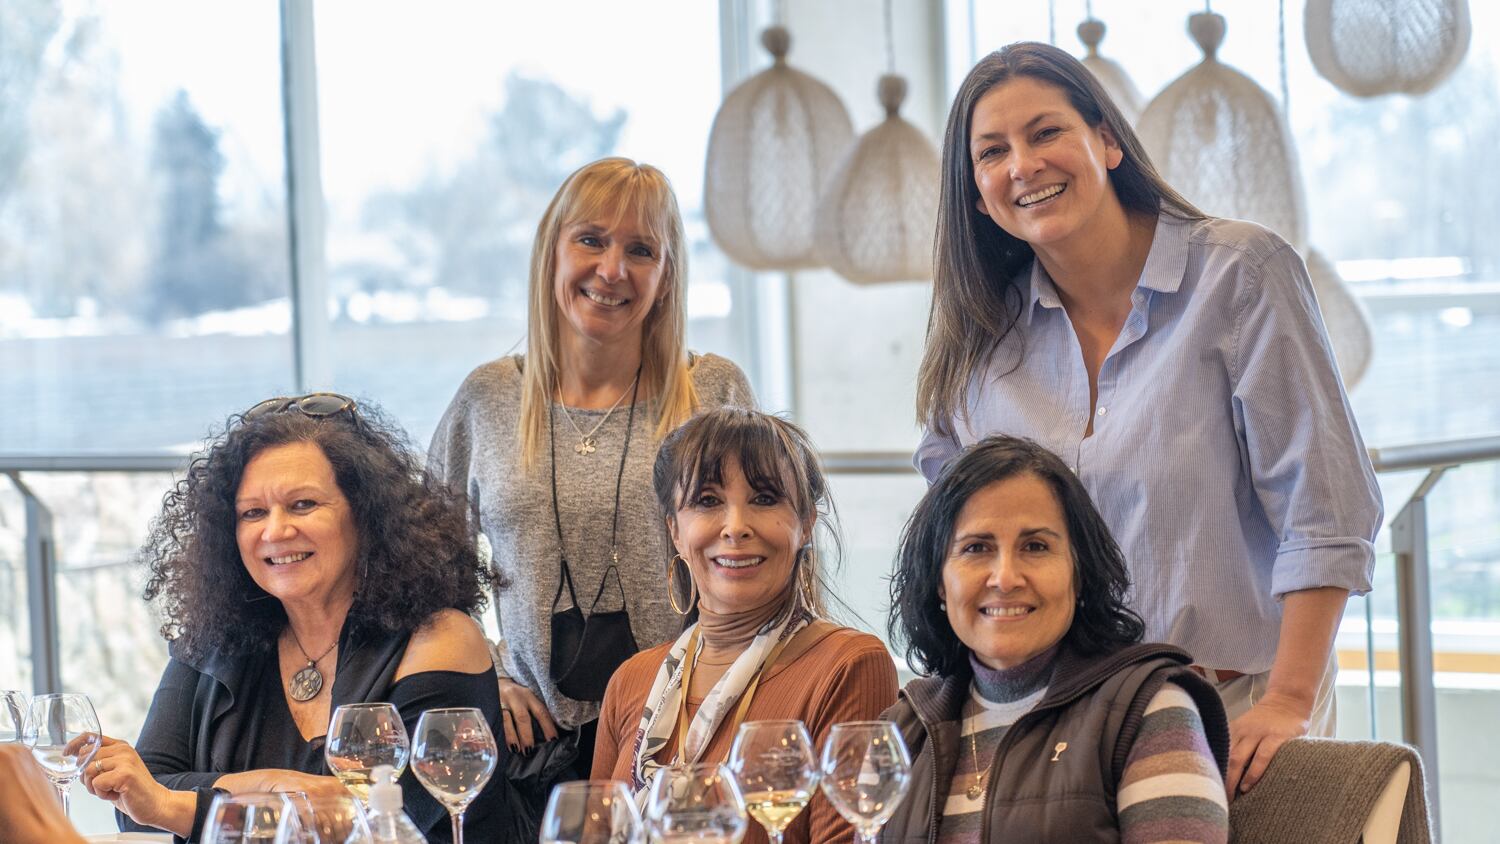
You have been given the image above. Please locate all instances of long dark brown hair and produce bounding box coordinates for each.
[917,42,1204,435]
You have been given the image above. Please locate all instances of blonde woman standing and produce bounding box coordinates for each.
[428,158,753,779]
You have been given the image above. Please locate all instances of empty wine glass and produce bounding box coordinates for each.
[325,702,409,803]
[1,690,26,742]
[818,722,911,844]
[541,780,642,844]
[644,763,748,844]
[203,792,291,843]
[278,792,373,844]
[411,707,498,844]
[21,692,101,817]
[727,720,819,844]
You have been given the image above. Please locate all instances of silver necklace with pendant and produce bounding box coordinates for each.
[288,630,338,702]
[557,373,639,456]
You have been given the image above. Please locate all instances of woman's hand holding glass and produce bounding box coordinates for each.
[818,722,911,844]
[324,702,409,803]
[412,707,498,844]
[727,720,819,844]
[541,781,642,844]
[645,764,748,844]
[21,693,100,817]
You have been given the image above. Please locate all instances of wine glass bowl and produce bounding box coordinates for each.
[21,692,101,817]
[202,791,292,843]
[411,707,498,844]
[325,702,410,802]
[727,720,819,844]
[279,792,372,843]
[541,780,643,844]
[645,763,748,844]
[818,722,912,844]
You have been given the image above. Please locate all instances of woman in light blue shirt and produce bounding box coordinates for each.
[914,42,1382,800]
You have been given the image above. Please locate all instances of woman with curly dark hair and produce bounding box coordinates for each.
[883,436,1230,842]
[77,395,511,843]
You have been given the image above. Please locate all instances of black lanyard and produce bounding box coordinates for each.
[547,366,641,581]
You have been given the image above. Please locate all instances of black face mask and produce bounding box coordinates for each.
[550,560,639,702]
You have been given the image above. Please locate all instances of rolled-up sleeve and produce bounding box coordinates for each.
[915,425,962,483]
[1230,243,1383,599]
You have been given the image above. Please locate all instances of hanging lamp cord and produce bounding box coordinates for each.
[1278,0,1291,117]
[883,0,895,74]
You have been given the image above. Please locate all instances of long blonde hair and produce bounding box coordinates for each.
[518,157,699,465]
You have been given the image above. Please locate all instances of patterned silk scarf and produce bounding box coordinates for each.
[628,601,812,802]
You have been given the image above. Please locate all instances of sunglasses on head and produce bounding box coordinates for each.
[244,392,359,421]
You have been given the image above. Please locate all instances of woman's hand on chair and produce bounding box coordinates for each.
[498,677,559,753]
[1225,690,1312,798]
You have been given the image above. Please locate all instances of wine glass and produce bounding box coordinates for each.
[278,792,373,843]
[1,690,26,742]
[325,702,410,802]
[411,707,498,844]
[727,720,819,844]
[818,722,912,844]
[541,780,642,844]
[21,692,101,817]
[645,763,748,844]
[203,792,291,843]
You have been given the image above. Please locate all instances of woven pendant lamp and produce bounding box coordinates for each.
[1305,0,1471,98]
[815,75,940,284]
[1138,12,1307,253]
[704,25,854,271]
[1077,19,1145,125]
[1305,248,1375,389]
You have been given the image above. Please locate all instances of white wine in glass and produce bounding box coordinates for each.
[818,722,912,844]
[412,707,498,844]
[22,692,101,818]
[727,720,819,844]
[325,702,409,803]
[645,763,748,844]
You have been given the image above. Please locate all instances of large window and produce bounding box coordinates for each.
[0,1,292,452]
[314,1,751,445]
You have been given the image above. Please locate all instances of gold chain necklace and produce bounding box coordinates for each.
[966,728,988,800]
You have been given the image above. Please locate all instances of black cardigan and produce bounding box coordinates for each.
[122,620,511,842]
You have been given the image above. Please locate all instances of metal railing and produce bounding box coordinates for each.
[5,434,1500,822]
[819,433,1500,828]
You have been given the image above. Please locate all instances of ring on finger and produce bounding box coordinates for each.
[95,760,105,774]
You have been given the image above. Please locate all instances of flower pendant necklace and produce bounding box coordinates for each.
[288,629,339,702]
[558,373,640,456]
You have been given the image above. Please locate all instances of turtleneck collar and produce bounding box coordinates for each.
[969,643,1059,704]
[696,580,796,659]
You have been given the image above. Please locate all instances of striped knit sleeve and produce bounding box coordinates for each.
[1116,681,1229,844]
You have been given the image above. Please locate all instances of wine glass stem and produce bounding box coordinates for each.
[55,782,70,817]
[451,808,465,844]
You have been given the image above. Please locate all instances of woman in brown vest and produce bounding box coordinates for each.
[883,437,1230,843]
[593,407,898,844]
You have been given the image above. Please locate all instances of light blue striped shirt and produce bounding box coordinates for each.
[916,213,1383,673]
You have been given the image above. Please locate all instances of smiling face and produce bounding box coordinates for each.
[969,76,1125,257]
[939,472,1076,671]
[234,441,360,613]
[668,457,812,615]
[552,203,667,350]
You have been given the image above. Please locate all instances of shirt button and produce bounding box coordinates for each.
[1096,406,1107,416]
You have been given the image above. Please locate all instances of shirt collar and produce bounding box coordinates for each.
[1025,212,1192,322]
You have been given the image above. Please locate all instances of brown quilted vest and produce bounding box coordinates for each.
[879,642,1229,844]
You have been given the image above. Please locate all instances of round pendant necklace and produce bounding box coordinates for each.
[557,373,639,456]
[287,629,338,702]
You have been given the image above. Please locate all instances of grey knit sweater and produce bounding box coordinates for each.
[426,353,754,728]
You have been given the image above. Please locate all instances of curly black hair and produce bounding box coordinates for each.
[141,399,492,661]
[889,435,1145,677]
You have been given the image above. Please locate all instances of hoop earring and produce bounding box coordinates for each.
[668,554,698,615]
